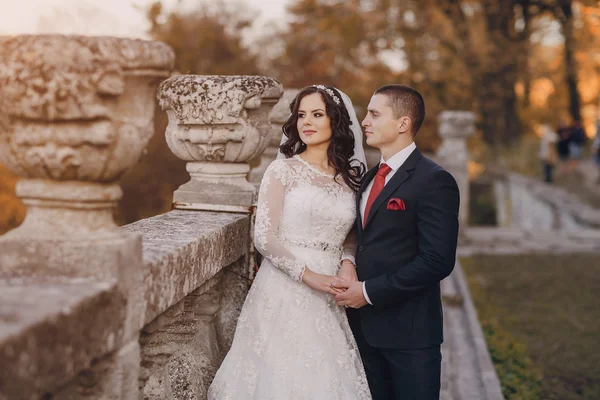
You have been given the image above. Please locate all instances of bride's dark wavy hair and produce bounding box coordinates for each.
[280,85,365,192]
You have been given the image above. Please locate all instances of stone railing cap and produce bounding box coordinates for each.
[437,110,476,121]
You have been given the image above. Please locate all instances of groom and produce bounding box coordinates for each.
[336,85,460,399]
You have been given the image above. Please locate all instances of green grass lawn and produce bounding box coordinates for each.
[461,255,600,400]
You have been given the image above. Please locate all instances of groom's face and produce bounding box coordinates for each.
[362,94,403,149]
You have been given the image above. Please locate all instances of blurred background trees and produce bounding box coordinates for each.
[1,0,600,233]
[146,0,261,75]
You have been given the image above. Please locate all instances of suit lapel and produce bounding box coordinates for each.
[357,165,378,236]
[364,148,422,229]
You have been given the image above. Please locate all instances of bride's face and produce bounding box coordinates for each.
[297,93,333,148]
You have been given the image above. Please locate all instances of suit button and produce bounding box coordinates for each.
[358,245,364,252]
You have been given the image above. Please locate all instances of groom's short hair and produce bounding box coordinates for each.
[375,85,425,136]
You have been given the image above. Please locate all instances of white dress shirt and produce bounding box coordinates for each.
[360,142,417,305]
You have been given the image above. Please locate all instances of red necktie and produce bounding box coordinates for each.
[363,163,392,227]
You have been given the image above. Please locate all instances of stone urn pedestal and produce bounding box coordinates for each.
[156,75,283,212]
[0,34,174,283]
[436,111,476,235]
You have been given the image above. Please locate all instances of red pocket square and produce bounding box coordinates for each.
[387,198,406,211]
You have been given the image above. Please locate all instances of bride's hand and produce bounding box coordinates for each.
[338,260,358,285]
[302,268,348,295]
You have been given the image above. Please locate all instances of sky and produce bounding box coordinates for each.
[0,0,290,37]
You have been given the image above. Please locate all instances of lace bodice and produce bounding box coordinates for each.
[254,156,357,282]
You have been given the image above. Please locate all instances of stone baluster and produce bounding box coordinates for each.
[248,88,299,185]
[0,34,174,399]
[156,75,283,211]
[436,111,476,235]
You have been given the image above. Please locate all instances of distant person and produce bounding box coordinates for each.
[593,120,600,184]
[569,120,587,170]
[555,119,572,175]
[539,124,558,183]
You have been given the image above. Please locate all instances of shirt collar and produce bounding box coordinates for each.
[380,142,417,171]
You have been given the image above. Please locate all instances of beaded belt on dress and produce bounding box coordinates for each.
[282,237,342,253]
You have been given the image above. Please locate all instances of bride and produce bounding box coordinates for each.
[208,85,372,400]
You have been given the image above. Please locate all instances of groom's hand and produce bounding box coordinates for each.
[335,281,367,309]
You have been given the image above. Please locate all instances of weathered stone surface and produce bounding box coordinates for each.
[0,35,174,121]
[157,75,282,163]
[507,174,558,230]
[174,162,256,208]
[492,180,510,227]
[53,340,141,400]
[441,263,504,400]
[121,210,249,325]
[0,34,175,239]
[460,226,600,255]
[503,172,600,230]
[140,272,232,400]
[0,231,144,342]
[0,208,250,399]
[248,88,299,184]
[0,231,141,280]
[215,258,250,354]
[167,351,205,400]
[139,296,201,400]
[464,227,525,244]
[435,111,476,233]
[0,278,126,400]
[156,75,283,208]
[437,111,476,139]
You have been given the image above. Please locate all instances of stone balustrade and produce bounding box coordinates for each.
[0,35,283,400]
[0,209,250,400]
[122,211,250,399]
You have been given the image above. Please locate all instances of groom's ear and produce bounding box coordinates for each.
[397,116,412,135]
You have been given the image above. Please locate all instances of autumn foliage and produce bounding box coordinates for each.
[1,0,600,234]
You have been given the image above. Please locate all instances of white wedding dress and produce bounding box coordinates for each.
[208,156,372,400]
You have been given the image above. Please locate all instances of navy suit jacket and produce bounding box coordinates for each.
[349,148,460,349]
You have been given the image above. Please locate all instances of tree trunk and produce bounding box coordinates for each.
[478,0,523,149]
[561,4,582,122]
[436,0,528,151]
[478,65,521,149]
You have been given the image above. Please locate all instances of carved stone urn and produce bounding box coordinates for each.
[0,35,175,239]
[156,75,283,211]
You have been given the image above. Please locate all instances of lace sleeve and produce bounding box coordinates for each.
[254,160,306,282]
[340,226,357,266]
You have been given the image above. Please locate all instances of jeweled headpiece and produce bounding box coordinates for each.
[312,85,341,105]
